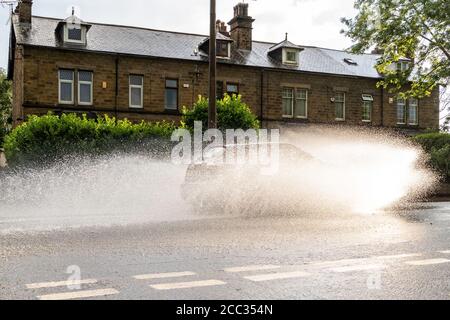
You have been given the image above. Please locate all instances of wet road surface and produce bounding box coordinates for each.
[0,202,449,300]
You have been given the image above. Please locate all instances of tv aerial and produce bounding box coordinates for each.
[1,0,18,25]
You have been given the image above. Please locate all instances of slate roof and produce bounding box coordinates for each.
[12,15,383,79]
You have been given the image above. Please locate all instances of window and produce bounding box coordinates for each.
[226,83,239,96]
[335,92,345,121]
[64,25,85,44]
[362,94,373,122]
[282,88,294,118]
[397,98,406,124]
[59,69,74,104]
[78,71,93,105]
[165,79,178,110]
[408,98,418,125]
[295,89,308,118]
[217,41,230,58]
[282,88,308,119]
[397,61,410,72]
[68,28,82,41]
[129,75,143,108]
[283,49,298,65]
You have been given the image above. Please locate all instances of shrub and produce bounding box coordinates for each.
[181,95,260,131]
[4,113,176,167]
[414,132,450,182]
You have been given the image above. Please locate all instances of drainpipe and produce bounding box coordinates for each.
[260,69,265,124]
[381,86,384,127]
[115,56,119,119]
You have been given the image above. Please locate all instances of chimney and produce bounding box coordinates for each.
[15,0,33,25]
[216,20,229,37]
[228,2,255,51]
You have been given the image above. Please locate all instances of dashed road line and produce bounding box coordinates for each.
[150,280,226,290]
[372,253,421,260]
[330,264,385,273]
[405,258,450,266]
[243,271,311,282]
[133,271,196,280]
[224,265,281,273]
[26,279,98,289]
[37,288,119,300]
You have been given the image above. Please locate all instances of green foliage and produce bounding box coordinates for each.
[181,94,260,131]
[0,68,12,148]
[341,0,450,99]
[414,132,450,182]
[4,113,176,167]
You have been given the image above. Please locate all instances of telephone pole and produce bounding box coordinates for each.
[208,0,217,129]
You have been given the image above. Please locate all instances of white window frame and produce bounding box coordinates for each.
[396,98,406,125]
[362,94,373,122]
[64,25,86,44]
[78,71,93,106]
[282,87,294,118]
[335,92,346,121]
[408,98,419,125]
[282,87,308,119]
[295,89,308,119]
[58,69,74,105]
[283,49,298,65]
[129,75,144,109]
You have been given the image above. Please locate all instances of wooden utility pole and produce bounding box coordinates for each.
[208,0,217,129]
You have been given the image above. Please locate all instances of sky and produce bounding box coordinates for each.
[0,0,358,69]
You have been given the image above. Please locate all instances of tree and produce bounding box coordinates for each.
[0,68,12,147]
[341,0,449,108]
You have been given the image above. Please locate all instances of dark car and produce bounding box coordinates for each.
[181,143,316,214]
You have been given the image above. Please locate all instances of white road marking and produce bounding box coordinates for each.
[37,288,119,300]
[244,271,310,282]
[133,271,196,280]
[26,279,98,289]
[150,280,226,290]
[311,258,368,267]
[439,250,450,254]
[330,264,385,273]
[224,265,281,273]
[372,253,421,260]
[405,258,450,266]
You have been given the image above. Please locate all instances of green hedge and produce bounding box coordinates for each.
[181,95,260,131]
[4,113,176,167]
[414,132,450,182]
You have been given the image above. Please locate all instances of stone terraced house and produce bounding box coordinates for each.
[8,0,440,130]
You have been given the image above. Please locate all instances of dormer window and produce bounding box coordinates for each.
[217,41,231,58]
[268,34,303,67]
[64,25,85,44]
[283,49,298,65]
[56,9,91,46]
[397,61,410,72]
[198,33,233,59]
[68,26,82,41]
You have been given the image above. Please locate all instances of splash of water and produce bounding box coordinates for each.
[0,126,438,233]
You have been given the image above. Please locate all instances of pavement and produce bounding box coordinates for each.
[0,201,449,300]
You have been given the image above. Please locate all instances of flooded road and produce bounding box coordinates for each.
[1,202,449,300]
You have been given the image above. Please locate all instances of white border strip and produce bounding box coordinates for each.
[150,280,226,290]
[26,279,98,289]
[37,288,119,300]
[244,271,310,282]
[224,265,281,273]
[133,271,196,280]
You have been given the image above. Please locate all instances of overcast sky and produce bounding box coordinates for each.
[0,0,358,69]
